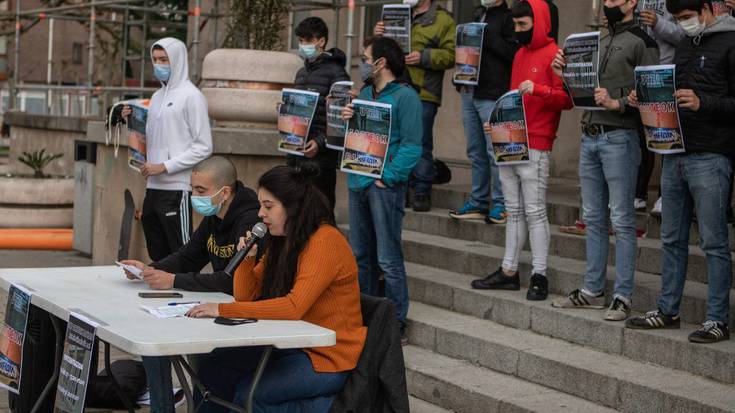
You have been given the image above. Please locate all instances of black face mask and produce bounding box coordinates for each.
[603,5,626,26]
[516,29,533,45]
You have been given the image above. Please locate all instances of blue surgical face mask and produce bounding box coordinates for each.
[359,61,374,82]
[298,43,319,60]
[154,64,171,82]
[191,187,225,217]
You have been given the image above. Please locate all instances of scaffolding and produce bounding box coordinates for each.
[3,0,399,117]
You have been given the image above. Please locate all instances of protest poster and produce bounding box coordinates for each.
[341,99,392,179]
[562,32,603,110]
[487,90,530,165]
[54,313,98,413]
[277,88,320,156]
[126,99,149,173]
[635,64,685,154]
[640,0,660,12]
[0,285,32,394]
[712,0,733,15]
[326,81,354,150]
[454,23,487,86]
[382,4,412,54]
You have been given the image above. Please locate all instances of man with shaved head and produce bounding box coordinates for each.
[120,156,259,412]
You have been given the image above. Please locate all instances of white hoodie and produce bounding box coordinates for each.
[146,37,213,191]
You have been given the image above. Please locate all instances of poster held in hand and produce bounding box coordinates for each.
[487,90,530,165]
[326,81,354,150]
[0,285,32,394]
[454,23,487,86]
[277,88,320,156]
[382,4,412,54]
[635,64,685,154]
[126,99,150,172]
[562,32,603,110]
[340,99,392,179]
[53,313,99,413]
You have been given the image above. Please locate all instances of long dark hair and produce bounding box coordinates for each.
[258,161,335,299]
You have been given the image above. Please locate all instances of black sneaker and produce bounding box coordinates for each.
[688,320,730,344]
[625,309,680,330]
[413,194,431,212]
[526,273,548,301]
[471,268,520,290]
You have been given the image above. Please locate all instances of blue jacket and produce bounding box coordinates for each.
[347,81,423,191]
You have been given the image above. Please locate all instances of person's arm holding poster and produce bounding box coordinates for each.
[486,14,520,64]
[518,57,573,111]
[380,93,423,188]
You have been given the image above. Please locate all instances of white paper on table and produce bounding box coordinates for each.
[115,261,143,280]
[141,303,198,319]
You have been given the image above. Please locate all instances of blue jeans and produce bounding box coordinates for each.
[195,347,348,413]
[579,128,641,301]
[348,182,409,325]
[411,101,439,196]
[142,356,175,413]
[460,91,504,210]
[658,152,733,323]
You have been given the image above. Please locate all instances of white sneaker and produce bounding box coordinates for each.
[634,198,646,210]
[651,197,662,216]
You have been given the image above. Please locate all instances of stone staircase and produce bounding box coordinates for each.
[370,181,735,412]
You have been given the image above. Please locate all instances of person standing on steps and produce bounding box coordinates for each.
[448,0,517,225]
[550,0,659,322]
[373,0,456,213]
[123,37,213,262]
[470,0,572,301]
[626,0,735,344]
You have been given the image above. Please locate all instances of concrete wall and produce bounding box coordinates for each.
[83,121,350,266]
[4,112,89,177]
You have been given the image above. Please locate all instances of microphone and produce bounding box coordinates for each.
[224,222,268,276]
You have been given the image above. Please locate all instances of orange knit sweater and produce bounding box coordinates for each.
[218,225,367,373]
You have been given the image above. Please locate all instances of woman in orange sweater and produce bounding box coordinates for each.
[186,163,366,412]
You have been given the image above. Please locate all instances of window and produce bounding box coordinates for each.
[72,42,83,65]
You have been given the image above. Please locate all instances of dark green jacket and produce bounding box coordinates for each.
[409,2,456,105]
[582,19,659,129]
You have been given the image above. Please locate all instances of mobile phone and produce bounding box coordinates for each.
[214,316,257,326]
[138,292,183,298]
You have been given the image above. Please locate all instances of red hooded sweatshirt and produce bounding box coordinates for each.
[510,0,572,151]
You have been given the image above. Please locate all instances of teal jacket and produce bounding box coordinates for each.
[347,81,423,191]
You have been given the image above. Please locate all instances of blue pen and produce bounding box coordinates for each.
[168,301,200,306]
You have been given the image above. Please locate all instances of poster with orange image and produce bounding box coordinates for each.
[126,99,150,172]
[454,23,486,86]
[277,88,320,156]
[487,90,530,165]
[0,285,32,394]
[635,65,684,154]
[341,99,392,179]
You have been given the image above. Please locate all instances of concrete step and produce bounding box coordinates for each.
[404,345,617,413]
[407,301,735,412]
[431,184,735,248]
[402,207,731,287]
[394,228,735,326]
[405,262,735,385]
[409,396,452,413]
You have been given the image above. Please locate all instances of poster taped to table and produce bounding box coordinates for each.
[454,23,487,86]
[341,99,392,179]
[635,64,685,154]
[53,313,98,413]
[562,31,603,110]
[277,88,320,156]
[488,90,530,165]
[382,4,412,54]
[326,81,354,150]
[126,99,150,172]
[0,285,32,394]
[712,0,733,15]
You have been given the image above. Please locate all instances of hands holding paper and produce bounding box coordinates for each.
[628,89,701,112]
[119,260,175,289]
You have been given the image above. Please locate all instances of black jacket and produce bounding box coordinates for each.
[546,0,559,43]
[150,181,260,294]
[291,48,351,169]
[674,17,735,157]
[328,295,409,413]
[472,3,518,100]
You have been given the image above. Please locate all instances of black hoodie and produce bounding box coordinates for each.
[150,181,260,294]
[291,47,351,169]
[472,3,519,101]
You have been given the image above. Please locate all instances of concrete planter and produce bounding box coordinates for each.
[0,176,74,228]
[201,49,303,124]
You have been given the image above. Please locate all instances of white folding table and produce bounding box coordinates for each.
[0,266,336,413]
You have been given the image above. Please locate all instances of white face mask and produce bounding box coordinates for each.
[481,0,497,7]
[403,0,420,7]
[679,14,705,37]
